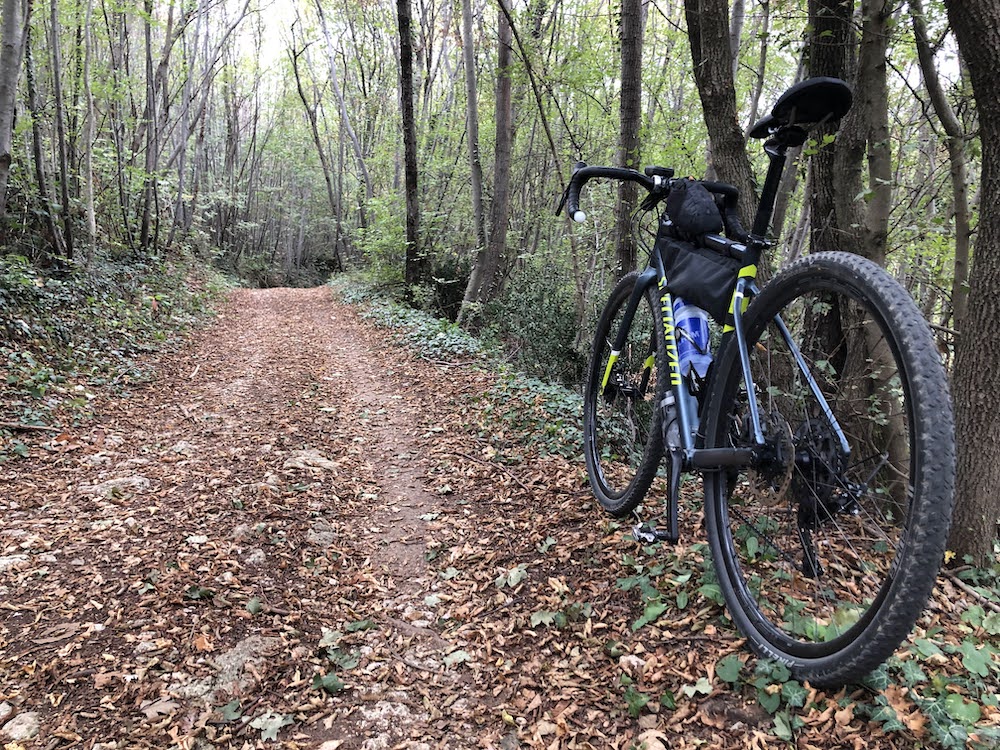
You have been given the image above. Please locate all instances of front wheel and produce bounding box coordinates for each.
[702,252,954,687]
[583,271,668,517]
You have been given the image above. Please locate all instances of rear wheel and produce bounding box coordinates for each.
[702,252,954,686]
[583,272,668,517]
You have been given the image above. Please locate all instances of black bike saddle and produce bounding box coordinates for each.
[749,77,853,139]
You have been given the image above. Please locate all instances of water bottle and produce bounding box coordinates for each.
[672,296,713,380]
[660,391,680,449]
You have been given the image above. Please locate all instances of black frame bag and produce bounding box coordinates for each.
[657,235,741,325]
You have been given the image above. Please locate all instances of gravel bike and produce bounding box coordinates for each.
[559,77,955,687]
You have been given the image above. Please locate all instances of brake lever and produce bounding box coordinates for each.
[555,181,571,216]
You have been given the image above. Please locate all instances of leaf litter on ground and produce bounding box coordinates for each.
[0,283,997,750]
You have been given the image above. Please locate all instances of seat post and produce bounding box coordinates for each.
[750,127,808,240]
[750,142,788,239]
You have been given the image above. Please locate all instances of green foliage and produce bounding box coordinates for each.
[495,564,528,589]
[484,265,587,386]
[356,195,407,286]
[620,676,651,718]
[330,274,483,363]
[477,372,583,459]
[0,251,226,445]
[714,653,745,683]
[312,672,346,695]
[530,601,592,629]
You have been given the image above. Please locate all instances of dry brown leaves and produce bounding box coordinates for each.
[0,287,987,749]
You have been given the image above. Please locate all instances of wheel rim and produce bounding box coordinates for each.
[717,280,915,657]
[587,288,662,499]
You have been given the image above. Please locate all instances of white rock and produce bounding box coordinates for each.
[2,711,41,741]
[79,476,151,496]
[283,449,338,472]
[0,555,28,572]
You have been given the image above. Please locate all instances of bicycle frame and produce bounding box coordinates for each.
[602,130,851,475]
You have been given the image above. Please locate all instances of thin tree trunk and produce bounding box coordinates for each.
[729,0,745,79]
[461,0,486,250]
[80,0,97,259]
[50,0,74,260]
[615,0,643,278]
[493,0,586,332]
[463,0,513,316]
[456,0,489,324]
[139,0,156,253]
[397,0,425,288]
[289,44,338,223]
[315,0,372,228]
[24,10,65,259]
[911,0,972,328]
[743,0,770,138]
[0,0,27,219]
[165,7,203,249]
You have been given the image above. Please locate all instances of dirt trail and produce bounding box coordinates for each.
[0,288,511,748]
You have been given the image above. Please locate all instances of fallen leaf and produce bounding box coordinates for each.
[140,698,180,720]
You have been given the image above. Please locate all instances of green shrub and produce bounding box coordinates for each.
[485,266,586,387]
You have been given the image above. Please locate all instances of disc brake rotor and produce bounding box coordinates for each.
[747,412,795,507]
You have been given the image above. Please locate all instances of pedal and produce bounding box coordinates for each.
[632,522,679,545]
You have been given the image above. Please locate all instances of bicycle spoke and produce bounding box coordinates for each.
[583,273,667,516]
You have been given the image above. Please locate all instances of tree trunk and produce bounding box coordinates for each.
[456,0,488,324]
[0,0,27,220]
[806,0,854,253]
[80,0,97,259]
[683,0,757,224]
[316,0,372,229]
[943,0,1000,564]
[831,0,892,265]
[461,0,513,318]
[50,0,74,260]
[397,0,425,288]
[729,0,745,79]
[290,44,338,226]
[743,0,770,137]
[461,0,486,252]
[139,0,157,254]
[25,9,66,259]
[615,0,643,278]
[911,0,972,329]
[489,0,588,336]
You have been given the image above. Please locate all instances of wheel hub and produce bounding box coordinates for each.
[747,412,795,506]
[793,418,849,528]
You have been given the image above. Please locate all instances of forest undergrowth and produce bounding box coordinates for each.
[0,251,230,450]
